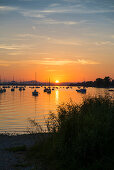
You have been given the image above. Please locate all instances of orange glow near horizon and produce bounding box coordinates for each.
[0,64,113,82]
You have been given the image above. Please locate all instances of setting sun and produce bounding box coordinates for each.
[55,80,59,83]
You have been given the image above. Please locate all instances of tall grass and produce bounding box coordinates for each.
[29,96,114,170]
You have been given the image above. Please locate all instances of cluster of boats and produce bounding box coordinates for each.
[0,85,11,93]
[0,85,87,96]
[0,88,6,93]
[76,88,86,93]
[0,86,26,93]
[44,87,51,94]
[11,86,26,92]
[29,86,40,89]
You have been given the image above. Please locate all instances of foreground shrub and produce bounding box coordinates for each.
[30,96,114,170]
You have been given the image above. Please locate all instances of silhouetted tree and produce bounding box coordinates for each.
[95,78,104,87]
[104,76,111,87]
[111,80,114,87]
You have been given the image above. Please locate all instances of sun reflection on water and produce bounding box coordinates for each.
[0,86,113,134]
[55,89,59,103]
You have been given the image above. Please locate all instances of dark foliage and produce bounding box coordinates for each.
[29,96,114,170]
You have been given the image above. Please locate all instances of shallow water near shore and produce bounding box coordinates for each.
[0,86,113,134]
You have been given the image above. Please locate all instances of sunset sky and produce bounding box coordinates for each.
[0,0,114,82]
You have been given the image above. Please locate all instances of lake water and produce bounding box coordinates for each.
[0,86,113,134]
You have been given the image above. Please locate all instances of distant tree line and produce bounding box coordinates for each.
[70,76,114,88]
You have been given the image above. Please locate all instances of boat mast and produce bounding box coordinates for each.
[35,72,36,81]
[35,72,37,86]
[49,77,50,88]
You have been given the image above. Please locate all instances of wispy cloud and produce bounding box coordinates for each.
[49,3,60,7]
[1,2,114,16]
[0,59,99,67]
[48,38,82,46]
[0,44,35,50]
[17,34,51,41]
[32,5,114,15]
[0,6,18,11]
[75,59,99,65]
[17,34,82,46]
[8,51,48,56]
[37,60,73,66]
[17,34,36,38]
[39,19,85,25]
[0,63,9,67]
[95,41,114,46]
[0,44,19,50]
[8,52,24,56]
[33,59,100,65]
[20,10,45,18]
[0,60,19,67]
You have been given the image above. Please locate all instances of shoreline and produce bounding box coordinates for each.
[0,133,48,148]
[0,133,48,170]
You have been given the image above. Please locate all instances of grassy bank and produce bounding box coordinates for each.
[28,96,114,170]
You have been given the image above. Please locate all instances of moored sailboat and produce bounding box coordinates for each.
[76,87,86,93]
[47,78,51,94]
[32,72,39,96]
